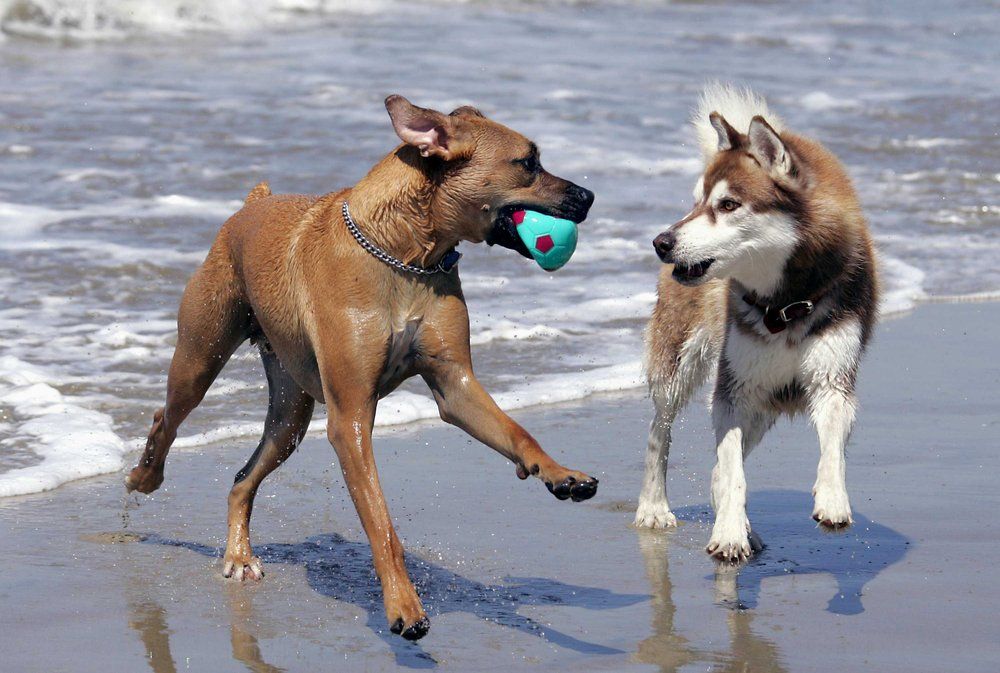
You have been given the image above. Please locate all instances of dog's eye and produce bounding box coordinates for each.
[718,198,741,212]
[515,156,540,174]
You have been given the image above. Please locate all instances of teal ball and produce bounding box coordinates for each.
[513,210,578,271]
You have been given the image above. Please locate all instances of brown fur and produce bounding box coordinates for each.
[651,127,877,355]
[125,96,596,640]
[639,104,878,558]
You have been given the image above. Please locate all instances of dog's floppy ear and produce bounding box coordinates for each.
[748,115,795,179]
[709,112,742,152]
[449,105,484,118]
[385,95,474,161]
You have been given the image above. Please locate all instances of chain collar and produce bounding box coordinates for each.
[341,201,460,275]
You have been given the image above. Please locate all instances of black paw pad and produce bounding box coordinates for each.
[401,617,430,641]
[569,477,599,502]
[546,478,573,500]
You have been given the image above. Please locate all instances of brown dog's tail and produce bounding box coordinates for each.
[245,181,271,204]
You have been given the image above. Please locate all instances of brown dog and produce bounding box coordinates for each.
[125,96,597,640]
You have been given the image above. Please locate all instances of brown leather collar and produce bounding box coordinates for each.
[742,291,817,334]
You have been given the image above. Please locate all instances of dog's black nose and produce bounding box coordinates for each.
[653,231,676,262]
[571,184,595,209]
[567,184,595,210]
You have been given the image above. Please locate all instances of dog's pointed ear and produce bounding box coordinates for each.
[709,112,742,152]
[385,95,474,161]
[748,115,794,178]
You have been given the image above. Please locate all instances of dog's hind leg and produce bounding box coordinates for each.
[635,326,719,529]
[126,250,250,493]
[224,349,314,581]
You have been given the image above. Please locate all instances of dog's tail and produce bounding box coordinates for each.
[245,181,272,204]
[691,82,784,162]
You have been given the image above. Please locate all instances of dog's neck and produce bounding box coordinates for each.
[347,147,459,268]
[731,237,851,316]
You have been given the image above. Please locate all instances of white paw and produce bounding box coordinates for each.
[634,500,678,529]
[706,512,753,563]
[812,487,853,529]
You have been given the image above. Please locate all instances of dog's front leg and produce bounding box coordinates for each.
[809,388,856,528]
[707,399,770,563]
[326,402,429,640]
[801,320,863,529]
[424,363,599,502]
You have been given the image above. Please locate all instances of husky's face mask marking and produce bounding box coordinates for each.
[653,114,802,295]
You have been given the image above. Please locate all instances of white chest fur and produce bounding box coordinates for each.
[722,317,863,410]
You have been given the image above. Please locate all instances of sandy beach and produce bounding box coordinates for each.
[1,1,997,671]
[1,300,997,672]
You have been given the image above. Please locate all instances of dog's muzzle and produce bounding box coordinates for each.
[487,210,533,258]
[488,184,594,258]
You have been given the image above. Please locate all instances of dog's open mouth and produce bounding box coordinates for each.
[486,205,540,259]
[672,259,715,283]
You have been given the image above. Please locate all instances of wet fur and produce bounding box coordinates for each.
[638,85,878,564]
[125,97,596,640]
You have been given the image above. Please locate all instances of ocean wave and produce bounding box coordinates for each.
[888,137,966,150]
[0,194,242,234]
[469,320,568,346]
[878,253,925,316]
[799,91,861,111]
[0,355,127,498]
[173,360,647,449]
[0,0,395,40]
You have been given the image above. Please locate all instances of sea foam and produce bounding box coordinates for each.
[0,355,127,498]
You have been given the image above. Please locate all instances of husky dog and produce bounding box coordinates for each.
[636,85,878,563]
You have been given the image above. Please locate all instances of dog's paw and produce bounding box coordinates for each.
[124,465,163,494]
[223,556,264,582]
[706,514,754,564]
[386,597,430,641]
[545,472,599,502]
[633,500,678,529]
[812,487,853,530]
[390,615,431,641]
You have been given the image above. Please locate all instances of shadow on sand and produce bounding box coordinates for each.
[132,489,906,671]
[675,489,910,615]
[142,531,646,669]
[634,489,909,672]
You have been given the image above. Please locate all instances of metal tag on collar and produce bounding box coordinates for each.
[439,249,462,273]
[778,300,814,323]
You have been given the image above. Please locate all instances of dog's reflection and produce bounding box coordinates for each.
[127,583,283,673]
[127,600,178,673]
[634,533,787,673]
[132,532,644,670]
[225,586,285,673]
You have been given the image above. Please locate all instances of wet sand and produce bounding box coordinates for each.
[1,301,998,672]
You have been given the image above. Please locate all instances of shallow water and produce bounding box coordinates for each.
[0,0,997,495]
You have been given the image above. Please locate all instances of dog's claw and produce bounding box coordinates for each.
[545,475,598,502]
[402,617,430,641]
[813,513,852,531]
[390,616,430,641]
[546,478,573,500]
[223,557,264,581]
[706,540,753,565]
[570,477,598,501]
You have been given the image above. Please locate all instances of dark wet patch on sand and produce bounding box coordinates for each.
[593,499,637,513]
[80,532,148,544]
